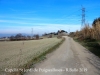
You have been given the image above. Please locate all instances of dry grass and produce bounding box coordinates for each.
[73,19,100,58]
[0,38,62,73]
[74,22,100,40]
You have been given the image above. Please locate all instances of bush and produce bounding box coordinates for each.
[85,42,100,48]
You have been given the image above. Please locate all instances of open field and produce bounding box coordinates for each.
[0,38,62,73]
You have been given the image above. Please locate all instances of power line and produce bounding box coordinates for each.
[81,6,85,27]
[31,28,33,39]
[60,9,80,20]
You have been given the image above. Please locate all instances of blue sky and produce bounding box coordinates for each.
[0,0,100,36]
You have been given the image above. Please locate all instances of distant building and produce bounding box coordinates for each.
[0,37,10,41]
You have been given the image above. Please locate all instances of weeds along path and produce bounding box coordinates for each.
[25,36,100,75]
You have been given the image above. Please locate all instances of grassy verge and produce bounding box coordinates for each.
[74,38,100,58]
[8,38,65,75]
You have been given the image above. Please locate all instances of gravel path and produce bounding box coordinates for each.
[25,36,100,75]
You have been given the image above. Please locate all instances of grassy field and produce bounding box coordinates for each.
[0,38,62,73]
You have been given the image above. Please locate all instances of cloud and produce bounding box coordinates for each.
[0,23,81,34]
[0,15,80,25]
[0,15,81,34]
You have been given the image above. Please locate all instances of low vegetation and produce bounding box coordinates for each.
[0,38,64,75]
[70,17,100,57]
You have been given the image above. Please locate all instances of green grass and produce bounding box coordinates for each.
[74,38,100,58]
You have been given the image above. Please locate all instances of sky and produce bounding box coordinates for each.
[0,0,100,36]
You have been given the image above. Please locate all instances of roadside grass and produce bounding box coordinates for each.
[74,38,100,58]
[70,17,100,58]
[6,37,65,75]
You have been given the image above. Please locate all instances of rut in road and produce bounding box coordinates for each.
[25,36,100,75]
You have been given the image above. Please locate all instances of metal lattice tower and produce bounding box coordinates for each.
[31,28,33,39]
[81,7,85,27]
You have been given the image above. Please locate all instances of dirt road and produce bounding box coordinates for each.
[25,36,100,75]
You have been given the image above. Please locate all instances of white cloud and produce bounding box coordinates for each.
[0,23,81,34]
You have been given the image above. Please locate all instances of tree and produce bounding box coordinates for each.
[15,33,22,39]
[10,36,15,39]
[10,36,15,41]
[34,34,39,39]
[14,33,23,40]
[92,17,100,27]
